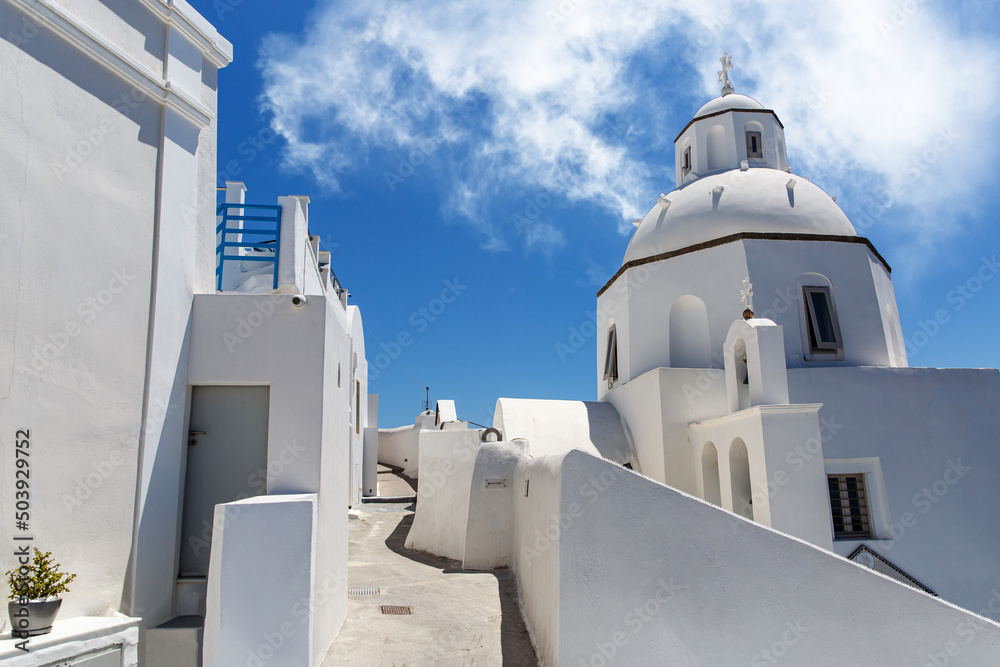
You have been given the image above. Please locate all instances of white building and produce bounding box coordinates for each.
[408,62,1000,664]
[0,1,369,664]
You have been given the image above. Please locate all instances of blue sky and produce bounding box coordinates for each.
[190,0,1000,428]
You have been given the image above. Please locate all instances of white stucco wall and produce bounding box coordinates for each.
[788,366,1000,612]
[511,453,564,667]
[462,440,526,570]
[0,0,229,623]
[203,494,317,667]
[555,450,1000,665]
[493,398,633,465]
[189,291,354,657]
[377,423,420,477]
[403,429,481,561]
[605,367,728,492]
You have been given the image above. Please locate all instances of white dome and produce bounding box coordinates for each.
[694,93,765,119]
[624,168,856,264]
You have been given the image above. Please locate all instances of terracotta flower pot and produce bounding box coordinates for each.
[7,597,62,637]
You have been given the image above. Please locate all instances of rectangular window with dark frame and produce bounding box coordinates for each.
[803,286,843,353]
[829,474,872,540]
[604,325,618,385]
[746,131,763,158]
[682,146,692,174]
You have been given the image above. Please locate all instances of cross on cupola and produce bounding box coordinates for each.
[741,277,754,319]
[719,52,735,96]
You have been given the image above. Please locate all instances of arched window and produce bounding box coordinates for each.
[745,121,765,159]
[729,438,753,520]
[702,442,721,506]
[604,323,618,387]
[669,295,711,368]
[733,337,749,411]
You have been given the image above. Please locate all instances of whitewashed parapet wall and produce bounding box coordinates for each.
[409,445,1000,665]
[0,0,230,623]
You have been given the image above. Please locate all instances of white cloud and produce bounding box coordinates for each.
[259,0,1000,262]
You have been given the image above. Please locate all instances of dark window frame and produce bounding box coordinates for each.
[829,474,873,540]
[604,325,618,385]
[682,146,692,174]
[803,285,843,353]
[746,130,763,158]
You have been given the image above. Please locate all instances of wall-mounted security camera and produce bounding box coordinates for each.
[291,294,307,307]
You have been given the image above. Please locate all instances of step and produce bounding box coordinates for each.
[143,616,203,667]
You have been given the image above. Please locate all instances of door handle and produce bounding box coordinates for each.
[189,430,206,446]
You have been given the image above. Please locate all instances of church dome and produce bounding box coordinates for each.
[624,168,856,264]
[694,93,765,119]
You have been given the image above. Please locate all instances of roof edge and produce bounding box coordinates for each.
[597,232,890,297]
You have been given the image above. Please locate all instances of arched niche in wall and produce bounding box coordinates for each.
[669,295,711,368]
[706,124,727,171]
[732,336,749,411]
[729,438,753,520]
[702,441,721,506]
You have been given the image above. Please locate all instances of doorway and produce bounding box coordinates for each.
[179,386,269,578]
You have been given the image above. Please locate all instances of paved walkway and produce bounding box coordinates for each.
[376,463,417,497]
[321,505,538,666]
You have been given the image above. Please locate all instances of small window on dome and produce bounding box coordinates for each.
[604,325,618,387]
[746,131,763,159]
[682,146,692,175]
[803,286,843,353]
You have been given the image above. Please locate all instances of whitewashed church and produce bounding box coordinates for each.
[3,0,1000,663]
[405,56,1000,665]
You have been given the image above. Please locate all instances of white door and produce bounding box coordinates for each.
[179,385,269,577]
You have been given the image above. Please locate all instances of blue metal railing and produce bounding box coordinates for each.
[216,203,282,291]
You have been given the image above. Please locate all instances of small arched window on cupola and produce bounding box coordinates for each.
[797,274,844,359]
[745,121,764,159]
[604,323,619,387]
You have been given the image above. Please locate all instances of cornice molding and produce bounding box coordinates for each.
[8,0,216,127]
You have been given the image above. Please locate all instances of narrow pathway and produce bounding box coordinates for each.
[322,505,538,666]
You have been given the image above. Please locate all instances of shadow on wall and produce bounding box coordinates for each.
[384,514,539,667]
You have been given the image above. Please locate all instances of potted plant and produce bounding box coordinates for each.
[6,548,76,637]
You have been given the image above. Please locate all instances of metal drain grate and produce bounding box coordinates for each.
[348,586,380,597]
[380,605,413,615]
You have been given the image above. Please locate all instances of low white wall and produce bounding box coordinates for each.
[556,450,1000,665]
[462,441,526,570]
[378,424,420,477]
[493,398,633,464]
[203,494,317,667]
[511,454,565,667]
[403,430,480,561]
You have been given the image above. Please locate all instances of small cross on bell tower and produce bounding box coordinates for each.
[741,277,754,319]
